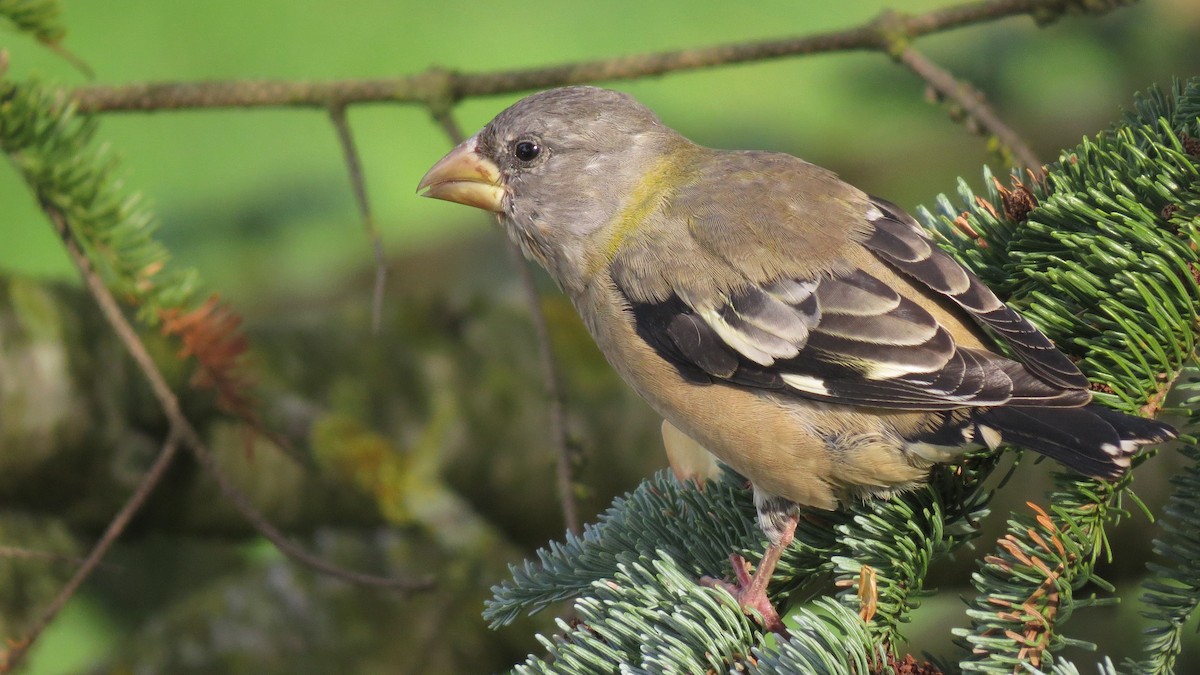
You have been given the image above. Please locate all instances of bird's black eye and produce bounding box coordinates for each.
[513,140,541,162]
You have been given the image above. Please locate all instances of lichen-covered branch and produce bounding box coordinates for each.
[894,45,1043,171]
[71,0,1118,114]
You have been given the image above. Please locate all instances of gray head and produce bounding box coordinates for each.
[418,86,688,286]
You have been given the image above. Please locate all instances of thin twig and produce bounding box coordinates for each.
[1,431,181,673]
[0,547,117,570]
[329,104,387,333]
[44,41,95,80]
[42,205,433,592]
[71,0,1106,113]
[429,107,465,148]
[436,113,581,536]
[894,45,1043,172]
[505,243,582,536]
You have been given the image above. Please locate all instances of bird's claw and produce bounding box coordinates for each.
[700,554,787,636]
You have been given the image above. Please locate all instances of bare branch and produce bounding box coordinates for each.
[329,104,388,332]
[71,0,1107,114]
[1,432,181,673]
[41,205,433,593]
[894,45,1043,172]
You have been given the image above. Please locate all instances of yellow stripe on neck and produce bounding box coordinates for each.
[591,151,691,275]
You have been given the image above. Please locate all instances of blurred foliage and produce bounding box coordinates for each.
[2,1,1200,673]
[0,0,64,44]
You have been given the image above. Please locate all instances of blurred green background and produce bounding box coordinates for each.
[2,0,1199,672]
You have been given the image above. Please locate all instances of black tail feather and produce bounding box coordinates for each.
[1087,404,1178,443]
[973,405,1176,478]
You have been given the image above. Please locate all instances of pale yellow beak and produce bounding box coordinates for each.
[416,135,506,213]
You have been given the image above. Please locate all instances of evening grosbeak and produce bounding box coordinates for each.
[417,86,1175,630]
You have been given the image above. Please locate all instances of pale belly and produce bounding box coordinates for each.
[573,280,938,510]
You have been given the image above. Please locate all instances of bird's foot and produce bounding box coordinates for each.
[701,553,787,636]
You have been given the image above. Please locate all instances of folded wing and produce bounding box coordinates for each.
[623,200,1090,411]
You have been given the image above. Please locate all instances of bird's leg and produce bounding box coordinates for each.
[702,508,799,636]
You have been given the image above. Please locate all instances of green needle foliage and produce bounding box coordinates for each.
[748,599,887,674]
[492,78,1200,673]
[511,554,767,674]
[0,75,200,322]
[924,77,1200,673]
[0,0,66,44]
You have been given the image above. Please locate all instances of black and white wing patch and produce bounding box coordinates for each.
[865,197,1088,389]
[625,269,1088,412]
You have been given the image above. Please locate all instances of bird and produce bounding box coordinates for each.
[417,86,1176,631]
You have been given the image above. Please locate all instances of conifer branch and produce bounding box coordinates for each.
[0,0,64,42]
[922,77,1200,670]
[0,0,91,77]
